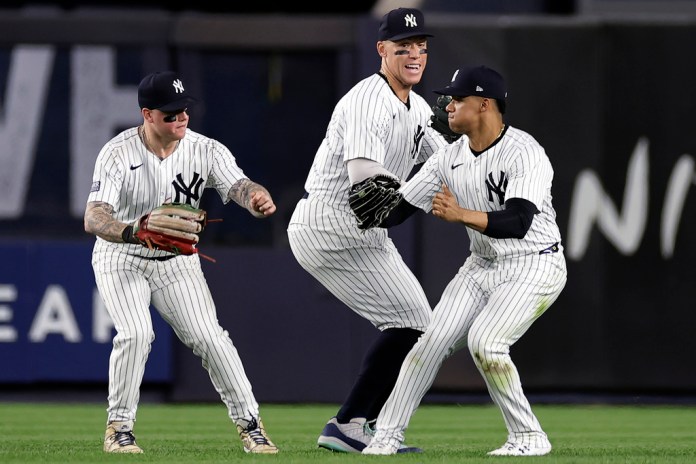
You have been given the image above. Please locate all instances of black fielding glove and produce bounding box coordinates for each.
[430,95,462,143]
[348,175,403,230]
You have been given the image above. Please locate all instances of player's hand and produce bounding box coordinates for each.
[432,185,463,223]
[250,190,276,217]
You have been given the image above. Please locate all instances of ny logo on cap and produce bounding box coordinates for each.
[172,79,185,94]
[451,69,459,82]
[404,13,417,28]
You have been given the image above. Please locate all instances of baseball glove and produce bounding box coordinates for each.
[430,95,462,143]
[131,203,212,259]
[348,174,403,230]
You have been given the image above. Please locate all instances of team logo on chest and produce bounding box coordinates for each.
[485,170,508,205]
[172,172,204,205]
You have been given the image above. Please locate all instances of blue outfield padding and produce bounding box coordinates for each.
[0,240,173,383]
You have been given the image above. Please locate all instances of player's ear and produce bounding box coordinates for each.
[141,108,153,122]
[480,98,490,112]
[376,41,387,57]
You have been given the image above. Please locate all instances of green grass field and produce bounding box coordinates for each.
[1,402,695,463]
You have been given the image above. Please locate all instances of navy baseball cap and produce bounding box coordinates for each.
[378,7,433,41]
[433,65,507,100]
[138,71,197,111]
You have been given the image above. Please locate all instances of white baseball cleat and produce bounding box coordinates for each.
[487,440,552,456]
[362,441,399,455]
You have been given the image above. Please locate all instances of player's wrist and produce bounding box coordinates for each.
[121,224,140,244]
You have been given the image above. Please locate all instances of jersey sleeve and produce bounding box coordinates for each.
[504,144,553,210]
[400,152,445,212]
[342,94,391,165]
[418,125,448,163]
[86,145,123,210]
[208,140,248,203]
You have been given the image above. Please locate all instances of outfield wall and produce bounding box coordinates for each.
[1,10,695,401]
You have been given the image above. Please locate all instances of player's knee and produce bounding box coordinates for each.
[468,337,510,373]
[187,327,229,354]
[114,329,154,351]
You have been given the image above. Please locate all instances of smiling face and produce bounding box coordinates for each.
[378,36,428,94]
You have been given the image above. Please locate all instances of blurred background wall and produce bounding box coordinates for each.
[1,0,695,403]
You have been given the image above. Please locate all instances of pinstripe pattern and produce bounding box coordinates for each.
[295,73,445,215]
[287,72,445,330]
[404,126,561,258]
[88,127,261,426]
[89,127,246,259]
[370,125,568,450]
[288,206,430,330]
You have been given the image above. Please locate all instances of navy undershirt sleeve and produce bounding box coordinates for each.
[484,197,538,239]
[381,196,538,238]
[380,199,419,228]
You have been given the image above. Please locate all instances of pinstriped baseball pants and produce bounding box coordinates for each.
[288,222,431,332]
[93,252,260,425]
[375,251,567,447]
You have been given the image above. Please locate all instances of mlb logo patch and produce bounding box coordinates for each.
[90,181,100,193]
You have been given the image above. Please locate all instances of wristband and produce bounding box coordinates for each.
[121,225,136,244]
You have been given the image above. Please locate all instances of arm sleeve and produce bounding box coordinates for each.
[347,158,398,184]
[380,199,420,228]
[484,197,539,239]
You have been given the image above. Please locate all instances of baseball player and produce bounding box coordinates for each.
[286,7,449,453]
[84,71,278,454]
[361,65,568,456]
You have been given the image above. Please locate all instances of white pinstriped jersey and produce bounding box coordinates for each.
[299,73,446,216]
[369,126,568,452]
[401,125,562,259]
[88,125,265,427]
[87,126,248,258]
[288,72,446,331]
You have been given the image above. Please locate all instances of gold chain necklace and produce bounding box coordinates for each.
[496,124,506,140]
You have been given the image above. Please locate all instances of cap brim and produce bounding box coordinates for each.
[433,86,469,97]
[158,96,198,112]
[383,32,434,41]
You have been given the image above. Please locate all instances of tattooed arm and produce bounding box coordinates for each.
[227,178,276,218]
[84,201,132,242]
